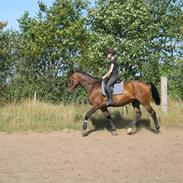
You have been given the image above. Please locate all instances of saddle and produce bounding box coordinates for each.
[101,79,124,96]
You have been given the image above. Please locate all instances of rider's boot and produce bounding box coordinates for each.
[106,89,113,106]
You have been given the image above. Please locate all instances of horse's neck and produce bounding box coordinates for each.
[79,74,98,93]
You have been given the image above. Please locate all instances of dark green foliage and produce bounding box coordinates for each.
[0,0,182,103]
[10,0,90,102]
[0,23,19,103]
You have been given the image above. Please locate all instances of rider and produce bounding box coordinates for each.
[102,48,119,106]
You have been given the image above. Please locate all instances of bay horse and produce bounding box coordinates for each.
[67,71,161,136]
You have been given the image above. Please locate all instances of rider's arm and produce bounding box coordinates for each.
[102,63,114,79]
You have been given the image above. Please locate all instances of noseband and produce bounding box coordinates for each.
[68,79,75,92]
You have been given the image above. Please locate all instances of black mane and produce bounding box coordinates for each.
[75,71,102,82]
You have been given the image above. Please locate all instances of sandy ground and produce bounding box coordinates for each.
[0,128,183,183]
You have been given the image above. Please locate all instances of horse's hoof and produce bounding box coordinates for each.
[111,130,118,136]
[82,132,88,137]
[82,130,88,137]
[155,129,161,134]
[127,127,136,135]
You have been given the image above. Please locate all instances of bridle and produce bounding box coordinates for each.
[67,79,76,93]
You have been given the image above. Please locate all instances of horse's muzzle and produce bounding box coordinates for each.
[67,86,73,93]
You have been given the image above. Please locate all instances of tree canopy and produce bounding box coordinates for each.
[0,0,182,103]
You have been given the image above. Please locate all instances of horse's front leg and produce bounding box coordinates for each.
[82,106,98,137]
[101,107,118,136]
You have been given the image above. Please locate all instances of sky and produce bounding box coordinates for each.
[0,0,95,30]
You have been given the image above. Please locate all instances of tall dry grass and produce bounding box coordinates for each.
[0,100,85,132]
[0,99,182,132]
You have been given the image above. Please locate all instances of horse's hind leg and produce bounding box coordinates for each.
[144,103,160,132]
[101,107,118,136]
[127,100,142,134]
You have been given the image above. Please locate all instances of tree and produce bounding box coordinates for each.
[1,0,183,102]
[0,22,17,102]
[12,0,90,102]
[87,0,183,91]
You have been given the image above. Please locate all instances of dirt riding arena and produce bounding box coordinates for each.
[0,128,183,183]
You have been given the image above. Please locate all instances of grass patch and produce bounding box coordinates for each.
[0,99,182,132]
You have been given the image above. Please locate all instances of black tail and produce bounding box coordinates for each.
[148,83,161,105]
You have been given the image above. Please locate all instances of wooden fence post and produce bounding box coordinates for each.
[123,105,128,116]
[33,91,37,103]
[161,77,168,114]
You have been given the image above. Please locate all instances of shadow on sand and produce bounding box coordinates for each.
[87,110,158,136]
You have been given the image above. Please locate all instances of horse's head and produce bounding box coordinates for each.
[67,71,80,93]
